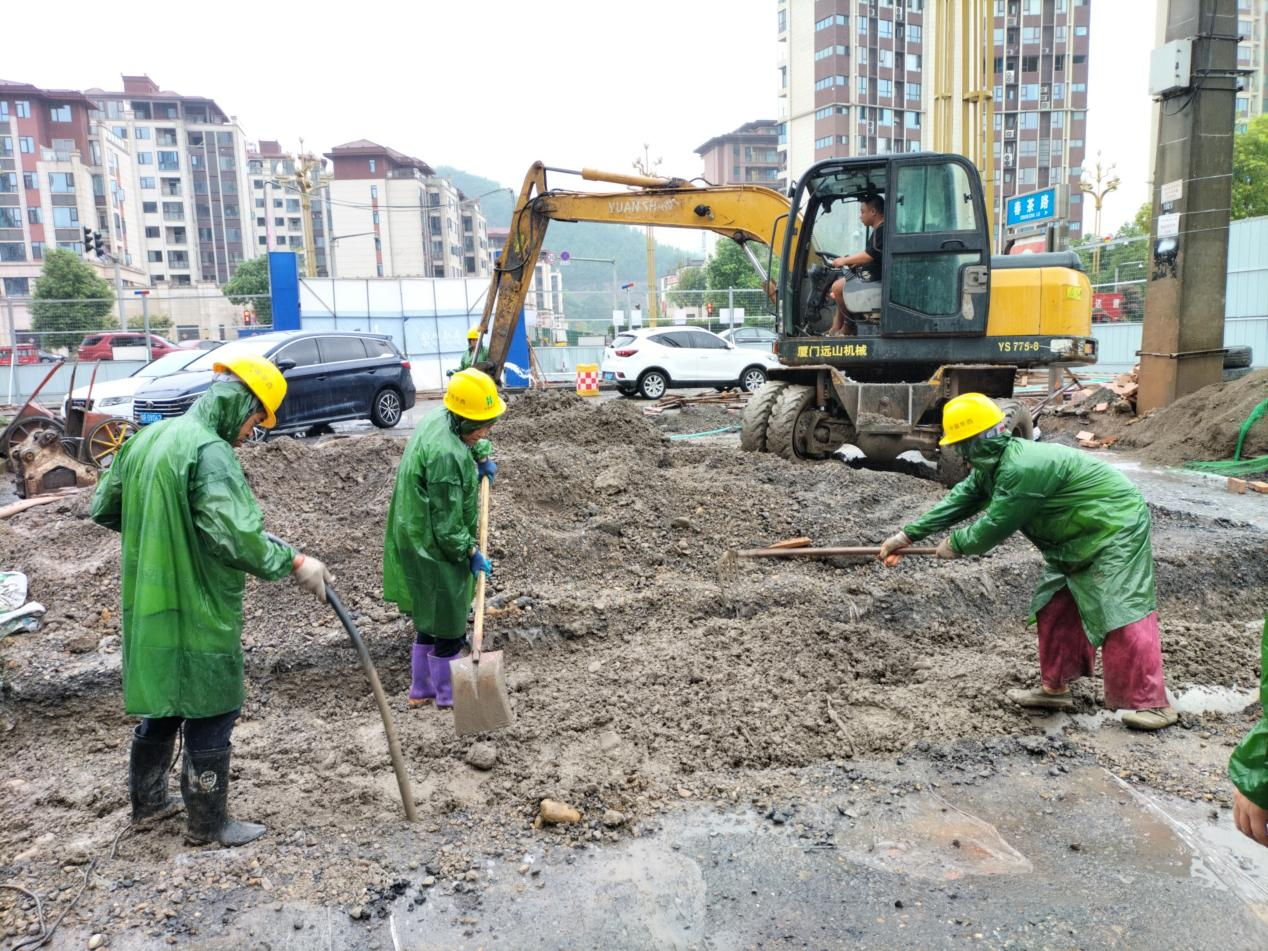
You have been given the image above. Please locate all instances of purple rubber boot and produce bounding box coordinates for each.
[408,643,435,707]
[427,651,456,709]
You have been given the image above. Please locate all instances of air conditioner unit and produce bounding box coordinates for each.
[1003,153,1015,167]
[1004,128,1016,139]
[1042,46,1051,53]
[1007,46,1017,55]
[1007,16,1017,26]
[1005,70,1015,83]
[1039,98,1050,108]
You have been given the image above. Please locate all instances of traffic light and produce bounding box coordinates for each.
[92,231,105,259]
[83,227,93,253]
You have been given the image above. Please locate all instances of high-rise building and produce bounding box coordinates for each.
[694,120,785,189]
[0,80,148,304]
[778,0,929,184]
[248,140,333,277]
[1236,0,1266,132]
[84,75,257,286]
[324,140,490,279]
[988,0,1091,244]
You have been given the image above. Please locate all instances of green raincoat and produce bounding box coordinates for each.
[458,345,489,372]
[382,407,479,638]
[91,382,295,719]
[903,436,1155,646]
[1229,615,1268,809]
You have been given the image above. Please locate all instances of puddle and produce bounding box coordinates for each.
[1169,683,1259,716]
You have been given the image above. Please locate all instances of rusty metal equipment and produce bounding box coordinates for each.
[9,427,97,499]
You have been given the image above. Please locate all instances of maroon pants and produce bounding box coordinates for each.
[1036,586,1168,711]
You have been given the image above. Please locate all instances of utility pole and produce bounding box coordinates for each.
[1079,153,1120,282]
[633,144,661,326]
[276,139,330,278]
[1138,0,1239,413]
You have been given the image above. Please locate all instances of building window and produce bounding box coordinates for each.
[858,17,868,35]
[135,127,152,140]
[815,14,846,30]
[274,217,285,226]
[858,46,868,64]
[3,276,30,296]
[878,49,894,68]
[15,100,30,118]
[286,199,300,212]
[157,151,179,171]
[879,19,893,39]
[48,172,75,193]
[18,136,34,154]
[858,76,869,96]
[778,7,786,32]
[143,201,158,213]
[1072,83,1086,93]
[1022,26,1040,44]
[259,236,268,246]
[0,173,16,194]
[0,207,21,229]
[905,111,921,129]
[905,24,921,43]
[145,226,160,238]
[49,104,72,123]
[52,207,79,227]
[907,82,922,101]
[368,159,377,173]
[1022,84,1039,100]
[22,172,36,190]
[879,79,893,99]
[27,207,42,224]
[815,44,849,60]
[273,198,283,208]
[137,151,153,165]
[815,75,847,91]
[139,177,155,189]
[1075,26,1088,36]
[255,198,265,208]
[370,185,378,199]
[372,211,380,224]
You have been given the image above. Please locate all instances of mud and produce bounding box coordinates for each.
[1118,368,1268,466]
[1,389,1266,943]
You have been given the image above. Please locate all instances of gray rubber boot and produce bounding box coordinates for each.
[129,726,183,822]
[180,746,266,847]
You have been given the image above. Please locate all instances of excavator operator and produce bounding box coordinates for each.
[825,194,885,337]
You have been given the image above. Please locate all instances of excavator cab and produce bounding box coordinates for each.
[782,154,992,344]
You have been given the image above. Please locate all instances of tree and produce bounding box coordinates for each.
[222,256,271,323]
[1232,114,1268,220]
[666,266,706,307]
[29,249,115,351]
[705,239,764,294]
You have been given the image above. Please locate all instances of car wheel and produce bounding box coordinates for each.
[739,365,767,393]
[371,387,404,428]
[637,370,669,400]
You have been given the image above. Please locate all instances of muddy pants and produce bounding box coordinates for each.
[1036,587,1168,710]
[137,709,239,752]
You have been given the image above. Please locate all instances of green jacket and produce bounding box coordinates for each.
[458,345,489,372]
[91,383,295,718]
[1229,615,1268,809]
[903,437,1155,646]
[382,407,479,638]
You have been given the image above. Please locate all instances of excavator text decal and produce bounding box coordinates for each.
[796,343,869,358]
[606,197,680,216]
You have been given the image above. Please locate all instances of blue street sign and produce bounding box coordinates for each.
[1005,186,1059,227]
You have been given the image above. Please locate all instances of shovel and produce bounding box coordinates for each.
[451,475,513,737]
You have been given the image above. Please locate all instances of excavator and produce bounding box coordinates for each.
[477,155,1096,483]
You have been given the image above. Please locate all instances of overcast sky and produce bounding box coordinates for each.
[11,0,1152,245]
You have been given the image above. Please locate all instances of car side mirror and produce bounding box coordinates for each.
[275,359,297,373]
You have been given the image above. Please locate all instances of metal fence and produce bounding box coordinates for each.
[3,359,147,407]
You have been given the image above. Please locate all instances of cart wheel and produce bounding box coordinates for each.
[1,415,64,459]
[84,417,136,468]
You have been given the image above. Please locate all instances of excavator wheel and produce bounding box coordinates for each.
[739,381,787,453]
[764,384,844,461]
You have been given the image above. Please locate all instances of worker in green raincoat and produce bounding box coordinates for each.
[384,367,505,709]
[878,393,1178,731]
[92,354,332,847]
[447,328,490,377]
[1230,614,1268,848]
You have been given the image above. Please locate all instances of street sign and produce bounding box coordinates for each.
[133,289,151,296]
[1005,187,1059,228]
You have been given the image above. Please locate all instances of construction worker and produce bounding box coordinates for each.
[448,328,489,377]
[91,355,332,847]
[1231,613,1268,848]
[826,194,885,337]
[878,393,1179,731]
[383,367,504,708]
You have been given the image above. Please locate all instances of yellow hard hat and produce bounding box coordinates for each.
[444,367,506,422]
[213,354,287,429]
[939,393,1006,446]
[467,328,481,341]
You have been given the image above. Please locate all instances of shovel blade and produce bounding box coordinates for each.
[450,650,513,737]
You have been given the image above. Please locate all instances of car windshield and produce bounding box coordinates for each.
[133,349,203,378]
[186,336,285,371]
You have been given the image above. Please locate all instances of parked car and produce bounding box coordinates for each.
[180,339,227,351]
[79,332,181,361]
[0,343,40,365]
[131,330,416,435]
[62,347,209,421]
[717,326,779,351]
[600,327,780,399]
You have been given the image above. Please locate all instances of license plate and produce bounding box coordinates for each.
[602,371,615,381]
[138,412,163,425]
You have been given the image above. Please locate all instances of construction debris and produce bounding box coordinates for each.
[642,389,750,416]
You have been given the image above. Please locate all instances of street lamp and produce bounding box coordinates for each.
[328,231,378,279]
[1079,152,1120,283]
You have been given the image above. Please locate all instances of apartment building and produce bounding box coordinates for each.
[248,140,332,277]
[0,80,148,304]
[1236,0,1266,132]
[83,75,257,286]
[777,0,929,184]
[488,226,564,342]
[694,120,784,189]
[324,140,490,279]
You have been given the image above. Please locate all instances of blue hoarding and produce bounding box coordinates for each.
[1005,187,1059,228]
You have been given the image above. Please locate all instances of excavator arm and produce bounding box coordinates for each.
[478,161,797,377]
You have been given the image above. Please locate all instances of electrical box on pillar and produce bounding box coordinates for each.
[1138,0,1239,414]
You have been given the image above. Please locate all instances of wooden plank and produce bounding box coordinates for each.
[1228,478,1249,495]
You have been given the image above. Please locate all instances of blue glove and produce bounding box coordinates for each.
[476,458,497,485]
[469,549,493,578]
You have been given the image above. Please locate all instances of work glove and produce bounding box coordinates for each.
[469,549,493,579]
[476,458,497,485]
[446,368,456,378]
[935,537,959,560]
[878,531,912,566]
[293,554,333,603]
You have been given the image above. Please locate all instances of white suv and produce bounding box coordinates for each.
[600,327,780,399]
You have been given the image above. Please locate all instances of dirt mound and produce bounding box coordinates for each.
[1117,369,1268,466]
[497,389,666,451]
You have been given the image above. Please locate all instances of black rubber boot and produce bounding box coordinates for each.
[180,746,266,847]
[129,726,183,822]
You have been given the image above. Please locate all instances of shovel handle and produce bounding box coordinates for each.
[734,545,940,558]
[471,475,491,663]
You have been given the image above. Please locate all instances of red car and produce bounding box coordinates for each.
[78,332,181,361]
[0,343,40,365]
